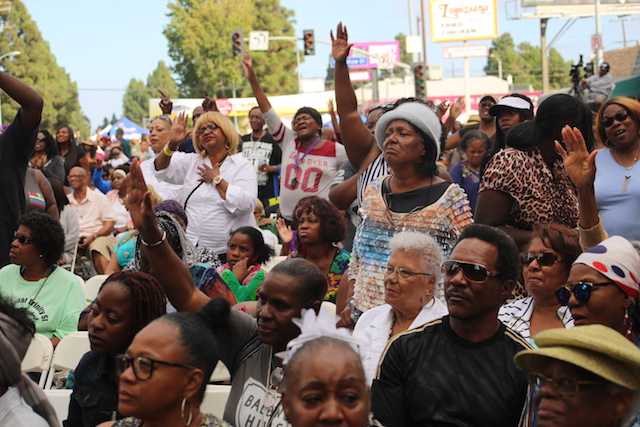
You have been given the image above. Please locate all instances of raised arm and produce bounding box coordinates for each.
[242,54,273,114]
[126,160,211,313]
[154,112,188,171]
[331,23,380,172]
[0,70,43,130]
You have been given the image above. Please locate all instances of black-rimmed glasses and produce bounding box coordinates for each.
[555,281,615,306]
[602,110,628,128]
[441,260,501,283]
[528,373,607,395]
[197,123,220,136]
[115,354,196,381]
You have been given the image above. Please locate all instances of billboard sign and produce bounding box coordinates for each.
[443,45,489,59]
[330,41,401,69]
[523,0,639,5]
[430,0,498,43]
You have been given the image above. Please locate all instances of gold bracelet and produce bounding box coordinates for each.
[163,144,176,157]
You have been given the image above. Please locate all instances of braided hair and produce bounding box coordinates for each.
[100,271,167,335]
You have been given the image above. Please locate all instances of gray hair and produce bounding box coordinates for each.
[389,231,443,278]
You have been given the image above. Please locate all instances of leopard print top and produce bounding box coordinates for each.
[480,147,578,230]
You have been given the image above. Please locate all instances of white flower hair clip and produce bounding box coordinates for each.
[276,307,361,364]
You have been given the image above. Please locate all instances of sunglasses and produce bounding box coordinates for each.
[520,251,562,266]
[197,123,220,136]
[555,281,615,306]
[441,260,500,283]
[36,137,46,142]
[479,101,495,108]
[13,232,34,244]
[115,354,196,381]
[150,114,173,125]
[602,110,628,128]
[527,373,607,396]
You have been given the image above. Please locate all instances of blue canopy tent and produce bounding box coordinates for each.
[100,117,147,140]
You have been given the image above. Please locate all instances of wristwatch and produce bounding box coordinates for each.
[213,175,224,185]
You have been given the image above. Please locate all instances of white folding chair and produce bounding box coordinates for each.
[200,385,231,419]
[83,274,109,302]
[44,389,73,426]
[262,255,287,272]
[44,331,91,389]
[209,361,230,383]
[21,334,54,388]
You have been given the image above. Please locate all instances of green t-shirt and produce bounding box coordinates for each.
[0,264,86,339]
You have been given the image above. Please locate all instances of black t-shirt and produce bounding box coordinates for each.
[61,143,86,185]
[0,112,39,267]
[372,316,531,427]
[381,180,451,213]
[239,132,282,205]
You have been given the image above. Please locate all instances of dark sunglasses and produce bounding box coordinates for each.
[602,110,628,128]
[115,354,196,381]
[36,137,46,142]
[441,260,500,283]
[13,232,34,244]
[555,281,615,306]
[479,101,495,108]
[520,251,562,266]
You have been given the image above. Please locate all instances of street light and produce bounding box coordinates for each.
[490,53,503,80]
[0,51,20,125]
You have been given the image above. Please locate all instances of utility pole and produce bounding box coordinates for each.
[541,18,549,94]
[595,0,604,67]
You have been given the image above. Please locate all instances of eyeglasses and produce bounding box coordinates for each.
[479,101,495,108]
[197,123,220,136]
[555,281,615,306]
[384,265,432,279]
[520,252,562,266]
[602,110,629,128]
[115,354,196,381]
[67,174,86,180]
[36,137,46,142]
[528,373,607,396]
[150,114,173,125]
[441,260,501,283]
[13,232,34,244]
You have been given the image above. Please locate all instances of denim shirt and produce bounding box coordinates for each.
[64,351,122,427]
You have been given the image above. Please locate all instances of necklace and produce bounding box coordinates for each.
[250,130,265,143]
[21,265,56,302]
[291,137,321,187]
[612,144,640,192]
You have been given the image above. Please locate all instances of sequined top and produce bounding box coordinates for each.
[112,414,230,427]
[350,177,473,311]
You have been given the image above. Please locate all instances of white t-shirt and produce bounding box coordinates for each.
[263,109,347,220]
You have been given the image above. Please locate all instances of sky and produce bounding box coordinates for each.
[20,0,634,133]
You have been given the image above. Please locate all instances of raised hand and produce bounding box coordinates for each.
[158,89,173,114]
[449,97,465,119]
[330,22,353,63]
[436,100,450,119]
[275,218,293,245]
[170,112,189,145]
[558,125,598,190]
[202,89,219,112]
[124,160,157,235]
[327,98,335,113]
[241,53,254,80]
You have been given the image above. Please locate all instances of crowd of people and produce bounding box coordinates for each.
[2,21,640,427]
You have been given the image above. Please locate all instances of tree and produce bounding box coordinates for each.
[164,0,299,98]
[122,61,178,125]
[484,33,570,90]
[0,0,89,135]
[122,78,148,125]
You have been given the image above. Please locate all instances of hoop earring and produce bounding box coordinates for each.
[226,142,230,149]
[624,308,634,340]
[181,397,193,426]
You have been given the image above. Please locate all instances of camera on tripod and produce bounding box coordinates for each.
[569,55,584,85]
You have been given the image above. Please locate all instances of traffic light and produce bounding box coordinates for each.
[413,63,426,99]
[303,30,315,56]
[231,29,244,57]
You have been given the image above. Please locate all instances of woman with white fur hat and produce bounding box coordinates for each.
[347,99,473,323]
